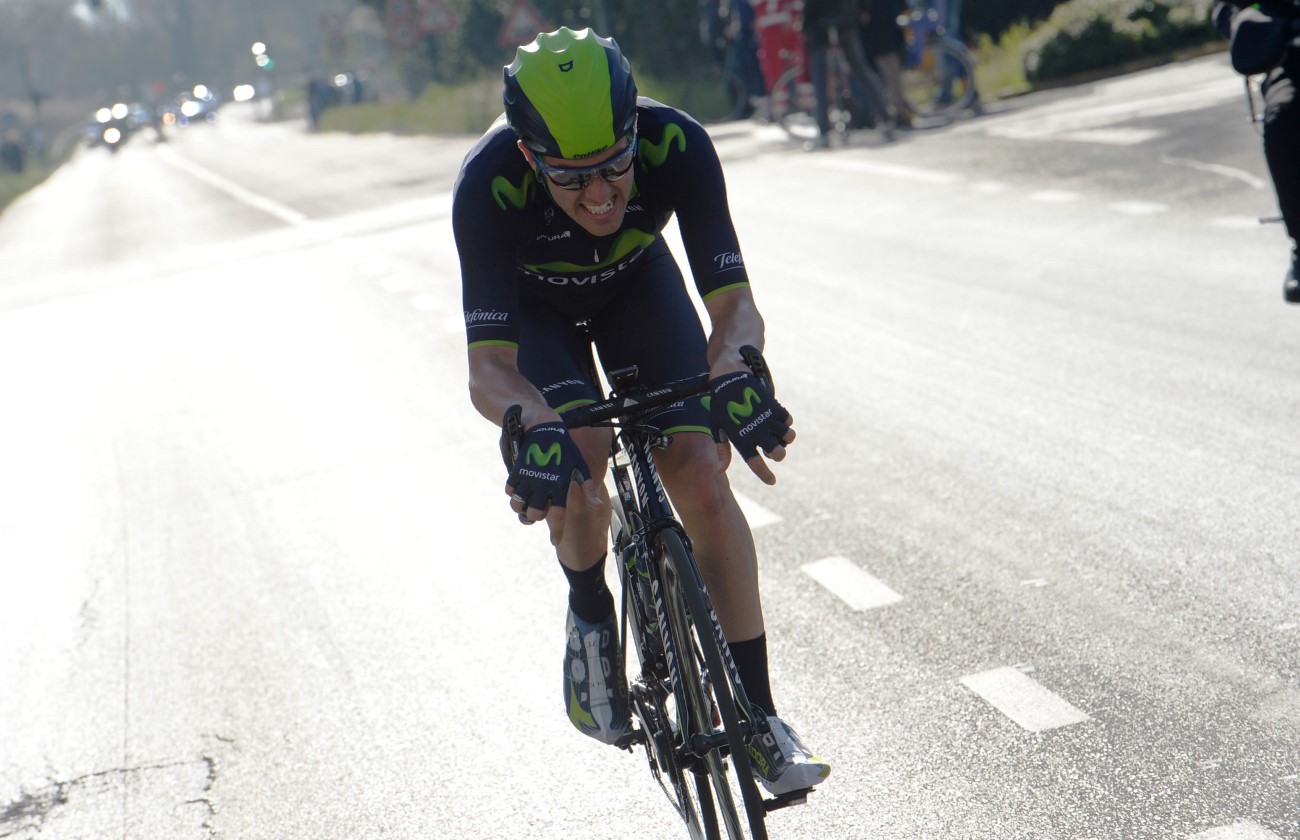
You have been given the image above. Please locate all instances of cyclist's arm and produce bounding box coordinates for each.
[703,285,766,379]
[467,343,560,432]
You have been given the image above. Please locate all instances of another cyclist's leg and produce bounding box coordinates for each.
[1261,64,1300,301]
[517,299,628,744]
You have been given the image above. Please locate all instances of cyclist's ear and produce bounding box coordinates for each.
[517,140,538,170]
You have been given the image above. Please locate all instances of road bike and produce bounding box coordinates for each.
[681,60,753,124]
[768,30,896,146]
[500,347,811,839]
[897,2,977,120]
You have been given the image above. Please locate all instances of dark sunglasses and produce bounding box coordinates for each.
[535,136,638,191]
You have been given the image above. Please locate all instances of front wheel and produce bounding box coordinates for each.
[657,529,769,840]
[769,66,819,143]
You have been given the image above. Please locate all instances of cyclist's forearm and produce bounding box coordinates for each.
[468,347,560,430]
[704,287,766,377]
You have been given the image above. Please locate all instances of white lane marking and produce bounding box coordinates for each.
[1210,216,1269,230]
[1028,189,1081,204]
[960,666,1090,732]
[1109,200,1168,216]
[155,144,309,225]
[969,180,1011,195]
[984,78,1242,143]
[1055,127,1163,145]
[1190,822,1285,840]
[808,156,964,186]
[733,489,781,529]
[1161,155,1270,190]
[802,556,903,611]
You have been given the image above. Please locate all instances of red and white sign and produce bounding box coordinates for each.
[417,0,456,34]
[497,0,548,49]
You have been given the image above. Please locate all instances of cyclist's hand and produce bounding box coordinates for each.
[504,421,595,545]
[707,372,795,485]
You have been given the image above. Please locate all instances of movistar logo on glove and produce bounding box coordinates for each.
[726,387,762,424]
[526,442,563,466]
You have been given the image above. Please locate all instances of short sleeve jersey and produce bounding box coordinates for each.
[452,97,751,350]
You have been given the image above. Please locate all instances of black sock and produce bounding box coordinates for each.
[730,633,776,718]
[561,554,615,624]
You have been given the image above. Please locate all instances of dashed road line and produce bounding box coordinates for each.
[960,666,1090,732]
[1161,154,1270,190]
[801,556,903,611]
[733,489,781,529]
[1109,200,1169,216]
[1189,821,1285,840]
[1028,189,1082,204]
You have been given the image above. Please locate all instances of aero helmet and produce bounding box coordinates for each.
[503,27,638,161]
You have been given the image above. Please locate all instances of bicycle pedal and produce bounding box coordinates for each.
[614,727,646,752]
[763,787,813,813]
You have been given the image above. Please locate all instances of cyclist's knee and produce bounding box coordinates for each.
[658,434,732,512]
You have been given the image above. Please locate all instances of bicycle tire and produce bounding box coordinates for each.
[612,500,711,837]
[769,65,818,143]
[682,64,749,124]
[900,39,976,120]
[657,529,769,840]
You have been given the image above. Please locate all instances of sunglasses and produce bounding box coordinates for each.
[535,136,638,191]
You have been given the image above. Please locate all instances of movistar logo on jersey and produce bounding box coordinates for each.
[639,123,686,168]
[526,442,563,466]
[726,387,762,424]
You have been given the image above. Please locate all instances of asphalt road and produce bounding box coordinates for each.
[1,52,1297,839]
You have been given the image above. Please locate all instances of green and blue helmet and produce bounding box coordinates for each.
[503,27,638,161]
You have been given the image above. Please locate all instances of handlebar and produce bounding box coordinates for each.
[499,345,774,468]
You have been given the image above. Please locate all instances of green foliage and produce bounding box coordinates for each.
[1021,0,1219,82]
[353,0,713,93]
[0,162,56,219]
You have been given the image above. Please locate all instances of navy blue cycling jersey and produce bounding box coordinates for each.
[453,97,751,350]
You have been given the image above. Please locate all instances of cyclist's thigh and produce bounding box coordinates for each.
[516,295,603,413]
[589,241,712,436]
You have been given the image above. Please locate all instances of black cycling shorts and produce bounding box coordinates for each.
[517,238,712,436]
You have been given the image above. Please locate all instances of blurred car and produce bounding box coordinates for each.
[84,102,144,152]
[162,84,221,127]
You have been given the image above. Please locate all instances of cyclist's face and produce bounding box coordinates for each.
[523,137,635,238]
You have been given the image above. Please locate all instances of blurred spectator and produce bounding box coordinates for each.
[801,0,894,147]
[1213,0,1300,302]
[753,0,803,96]
[861,0,910,127]
[704,0,768,116]
[1,128,25,173]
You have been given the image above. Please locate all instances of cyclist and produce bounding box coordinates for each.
[1213,0,1300,302]
[452,26,831,796]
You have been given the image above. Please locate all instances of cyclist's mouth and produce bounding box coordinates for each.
[581,196,618,219]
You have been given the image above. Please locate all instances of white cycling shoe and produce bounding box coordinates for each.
[748,714,832,795]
